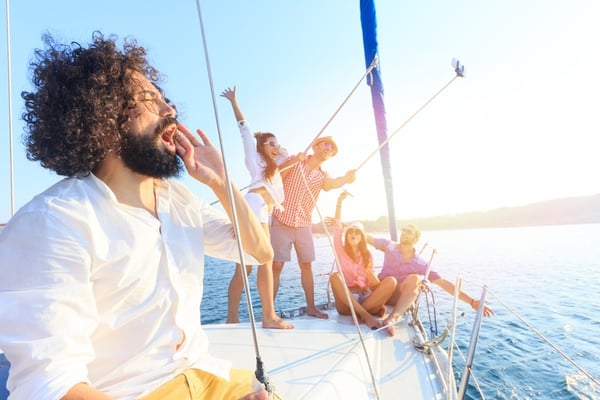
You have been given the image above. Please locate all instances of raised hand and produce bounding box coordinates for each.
[344,169,357,184]
[220,86,237,102]
[338,190,350,202]
[471,299,495,317]
[220,86,245,122]
[175,123,226,188]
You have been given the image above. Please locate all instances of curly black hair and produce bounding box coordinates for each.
[21,32,163,176]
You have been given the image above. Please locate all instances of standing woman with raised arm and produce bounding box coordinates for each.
[221,86,302,329]
[327,191,397,329]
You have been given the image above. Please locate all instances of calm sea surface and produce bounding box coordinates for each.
[202,223,600,399]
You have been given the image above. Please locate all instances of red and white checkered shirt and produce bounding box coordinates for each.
[272,157,328,228]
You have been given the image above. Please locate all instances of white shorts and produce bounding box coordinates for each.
[244,192,269,223]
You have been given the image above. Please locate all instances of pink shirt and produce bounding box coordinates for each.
[333,220,370,290]
[374,238,441,283]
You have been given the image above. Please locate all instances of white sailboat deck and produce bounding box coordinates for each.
[0,309,449,400]
[204,308,449,399]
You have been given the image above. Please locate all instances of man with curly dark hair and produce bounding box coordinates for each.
[0,32,269,400]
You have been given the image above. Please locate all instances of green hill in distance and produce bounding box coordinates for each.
[359,193,600,232]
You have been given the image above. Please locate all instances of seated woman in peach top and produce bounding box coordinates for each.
[327,191,397,330]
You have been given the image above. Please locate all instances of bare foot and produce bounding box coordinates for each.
[306,307,329,319]
[262,316,294,330]
[383,313,401,337]
[362,314,382,331]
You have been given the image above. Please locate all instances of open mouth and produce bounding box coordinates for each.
[161,125,178,150]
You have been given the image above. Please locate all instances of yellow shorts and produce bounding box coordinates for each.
[141,368,255,400]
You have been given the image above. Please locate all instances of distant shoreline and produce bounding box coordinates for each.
[316,193,600,233]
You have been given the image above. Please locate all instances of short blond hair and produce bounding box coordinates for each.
[402,224,421,242]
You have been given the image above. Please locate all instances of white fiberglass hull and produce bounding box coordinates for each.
[204,308,450,399]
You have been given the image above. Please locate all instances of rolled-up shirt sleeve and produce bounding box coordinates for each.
[168,181,260,266]
[0,210,98,399]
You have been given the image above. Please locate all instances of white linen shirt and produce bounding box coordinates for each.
[0,174,257,400]
[239,120,285,210]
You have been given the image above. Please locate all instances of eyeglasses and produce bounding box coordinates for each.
[321,142,334,150]
[266,141,281,149]
[401,228,417,235]
[347,228,362,236]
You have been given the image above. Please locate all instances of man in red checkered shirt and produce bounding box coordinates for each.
[271,136,356,319]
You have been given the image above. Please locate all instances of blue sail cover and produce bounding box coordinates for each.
[360,0,398,240]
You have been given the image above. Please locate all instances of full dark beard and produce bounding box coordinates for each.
[120,118,183,179]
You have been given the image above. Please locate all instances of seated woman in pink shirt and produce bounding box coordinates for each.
[327,191,397,330]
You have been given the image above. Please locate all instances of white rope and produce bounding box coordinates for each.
[267,320,383,375]
[295,163,381,400]
[355,72,462,173]
[301,54,379,154]
[193,0,277,395]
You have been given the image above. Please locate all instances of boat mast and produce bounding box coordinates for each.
[4,0,15,219]
[359,0,398,241]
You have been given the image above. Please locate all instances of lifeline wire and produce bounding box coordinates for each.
[449,329,487,400]
[486,287,600,387]
[194,1,276,395]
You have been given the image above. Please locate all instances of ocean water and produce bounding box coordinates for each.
[202,223,600,399]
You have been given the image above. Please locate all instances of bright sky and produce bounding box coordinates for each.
[1,0,599,224]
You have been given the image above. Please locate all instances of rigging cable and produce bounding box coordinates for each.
[5,0,15,218]
[208,53,379,206]
[354,61,465,173]
[486,286,600,387]
[193,1,278,397]
[295,165,382,400]
[300,54,378,154]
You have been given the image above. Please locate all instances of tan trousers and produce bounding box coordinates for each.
[140,368,255,400]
